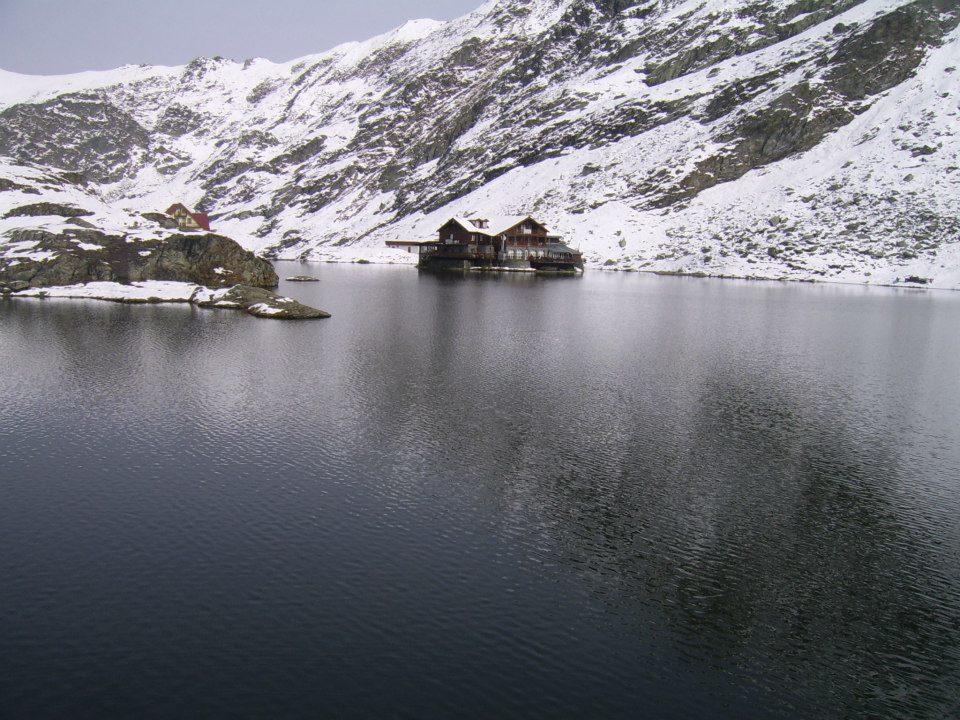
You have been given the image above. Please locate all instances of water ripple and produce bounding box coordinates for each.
[1,268,959,718]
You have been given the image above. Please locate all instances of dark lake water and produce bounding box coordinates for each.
[1,264,959,719]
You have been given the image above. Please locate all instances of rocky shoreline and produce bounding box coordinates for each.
[1,211,331,319]
[3,280,331,319]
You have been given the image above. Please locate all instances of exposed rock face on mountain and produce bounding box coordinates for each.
[4,202,94,219]
[1,0,958,286]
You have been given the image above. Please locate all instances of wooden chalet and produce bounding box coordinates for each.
[165,203,212,232]
[387,215,583,272]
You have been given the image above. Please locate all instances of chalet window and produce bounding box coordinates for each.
[522,224,532,234]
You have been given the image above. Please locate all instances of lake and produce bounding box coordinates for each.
[1,264,959,719]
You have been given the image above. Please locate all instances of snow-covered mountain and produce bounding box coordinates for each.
[1,0,958,287]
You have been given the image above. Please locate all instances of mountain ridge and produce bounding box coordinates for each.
[1,0,958,287]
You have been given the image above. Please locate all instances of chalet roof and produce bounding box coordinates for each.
[191,212,211,231]
[448,215,550,236]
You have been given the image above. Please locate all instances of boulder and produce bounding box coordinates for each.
[66,216,98,228]
[140,233,279,288]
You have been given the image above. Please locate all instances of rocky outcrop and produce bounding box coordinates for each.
[195,284,331,318]
[0,228,278,289]
[0,92,150,184]
[0,280,29,294]
[6,280,330,319]
[650,0,960,208]
[0,178,40,194]
[825,0,952,100]
[140,212,179,229]
[4,202,94,219]
[148,234,278,287]
[65,217,98,228]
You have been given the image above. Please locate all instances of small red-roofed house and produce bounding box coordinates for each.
[165,203,212,231]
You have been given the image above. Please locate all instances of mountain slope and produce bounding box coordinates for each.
[1,0,957,287]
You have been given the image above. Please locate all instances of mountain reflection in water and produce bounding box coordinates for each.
[1,264,958,719]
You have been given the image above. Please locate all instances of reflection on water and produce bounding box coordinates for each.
[1,265,959,719]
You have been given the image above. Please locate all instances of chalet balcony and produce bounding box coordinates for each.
[424,244,580,261]
[422,244,496,260]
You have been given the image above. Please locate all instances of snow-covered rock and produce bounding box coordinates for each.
[0,0,958,287]
[9,280,330,319]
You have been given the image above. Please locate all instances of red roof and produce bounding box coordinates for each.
[190,212,211,231]
[165,203,190,215]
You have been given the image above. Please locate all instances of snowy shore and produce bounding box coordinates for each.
[8,281,331,319]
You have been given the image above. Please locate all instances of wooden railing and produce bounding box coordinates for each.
[422,244,582,264]
[422,245,495,259]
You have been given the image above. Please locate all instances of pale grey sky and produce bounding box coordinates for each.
[0,0,483,75]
